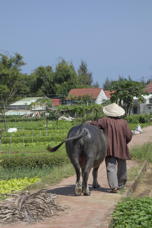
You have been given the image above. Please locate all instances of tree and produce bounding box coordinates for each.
[54,59,78,96]
[30,66,56,97]
[103,77,112,90]
[77,61,93,87]
[0,53,25,129]
[109,79,146,115]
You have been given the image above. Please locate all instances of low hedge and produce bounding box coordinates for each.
[126,114,152,123]
[0,151,69,169]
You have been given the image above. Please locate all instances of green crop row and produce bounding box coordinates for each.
[1,134,67,144]
[0,119,74,130]
[112,197,152,227]
[0,177,40,194]
[0,150,69,169]
[2,128,68,137]
[0,141,64,154]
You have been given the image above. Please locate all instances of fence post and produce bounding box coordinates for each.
[32,130,34,143]
[0,138,1,153]
[9,135,12,153]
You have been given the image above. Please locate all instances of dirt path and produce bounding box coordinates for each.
[1,126,152,228]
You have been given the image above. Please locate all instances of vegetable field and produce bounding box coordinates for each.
[0,119,75,153]
[0,119,76,196]
[0,114,152,198]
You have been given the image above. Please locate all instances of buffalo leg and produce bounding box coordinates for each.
[71,159,82,196]
[82,160,93,196]
[92,166,100,188]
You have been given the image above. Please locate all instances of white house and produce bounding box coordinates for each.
[132,82,152,114]
[5,97,46,116]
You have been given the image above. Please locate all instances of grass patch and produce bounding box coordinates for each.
[127,165,141,182]
[0,166,53,180]
[131,143,152,163]
[128,122,152,130]
[0,162,75,192]
[27,163,75,190]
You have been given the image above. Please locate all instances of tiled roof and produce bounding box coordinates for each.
[145,82,152,93]
[68,88,102,99]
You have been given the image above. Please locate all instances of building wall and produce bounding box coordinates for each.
[132,94,152,114]
[95,90,108,104]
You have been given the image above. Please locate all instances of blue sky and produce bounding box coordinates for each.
[0,0,152,87]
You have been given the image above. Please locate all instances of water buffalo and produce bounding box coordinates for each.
[47,123,107,196]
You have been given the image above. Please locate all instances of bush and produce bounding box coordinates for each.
[126,114,152,124]
[112,197,152,228]
[56,104,103,120]
[0,151,69,169]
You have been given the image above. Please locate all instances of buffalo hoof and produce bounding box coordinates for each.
[83,191,91,196]
[75,184,82,196]
[92,183,101,188]
[83,186,91,196]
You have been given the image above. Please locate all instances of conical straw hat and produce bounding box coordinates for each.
[103,103,125,117]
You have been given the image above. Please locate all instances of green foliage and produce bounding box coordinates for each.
[77,61,93,86]
[67,94,94,105]
[109,79,146,115]
[103,77,112,90]
[0,118,73,130]
[126,114,152,123]
[56,104,103,120]
[0,53,98,104]
[0,53,26,105]
[0,177,40,194]
[112,197,152,228]
[30,66,56,97]
[54,59,78,96]
[131,143,152,163]
[1,135,66,144]
[0,151,69,169]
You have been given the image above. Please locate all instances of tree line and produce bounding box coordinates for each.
[0,52,152,116]
[0,52,99,106]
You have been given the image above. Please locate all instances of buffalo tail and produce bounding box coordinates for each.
[47,129,87,152]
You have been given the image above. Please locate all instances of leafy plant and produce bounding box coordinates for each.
[112,197,152,228]
[0,177,40,194]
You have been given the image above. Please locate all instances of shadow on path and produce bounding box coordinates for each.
[47,185,110,196]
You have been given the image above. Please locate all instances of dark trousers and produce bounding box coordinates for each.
[105,156,127,189]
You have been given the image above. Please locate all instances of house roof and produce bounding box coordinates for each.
[68,88,102,99]
[10,97,43,106]
[5,110,33,116]
[145,82,152,94]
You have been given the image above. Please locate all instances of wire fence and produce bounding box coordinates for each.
[0,122,73,154]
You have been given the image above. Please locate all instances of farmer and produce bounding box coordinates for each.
[89,103,132,193]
